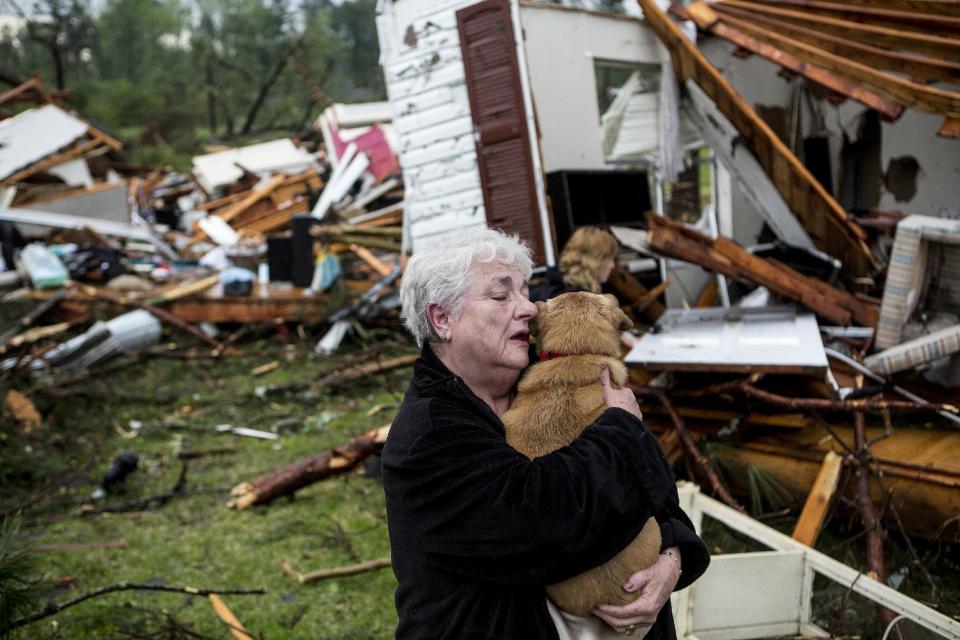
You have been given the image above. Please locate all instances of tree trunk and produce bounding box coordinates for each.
[206,59,218,135]
[240,38,303,135]
[228,425,390,509]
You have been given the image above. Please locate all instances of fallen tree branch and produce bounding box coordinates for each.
[228,425,390,509]
[632,386,746,512]
[1,583,266,634]
[669,379,958,415]
[208,593,255,640]
[280,556,391,584]
[852,408,897,629]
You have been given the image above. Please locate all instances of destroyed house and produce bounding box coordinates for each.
[376,0,959,310]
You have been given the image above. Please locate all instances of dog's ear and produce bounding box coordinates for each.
[529,301,546,337]
[604,295,633,331]
[614,306,634,332]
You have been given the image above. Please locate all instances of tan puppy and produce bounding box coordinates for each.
[502,292,661,618]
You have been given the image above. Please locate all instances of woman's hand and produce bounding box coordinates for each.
[591,547,681,633]
[600,366,643,421]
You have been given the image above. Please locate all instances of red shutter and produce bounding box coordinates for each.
[457,0,547,265]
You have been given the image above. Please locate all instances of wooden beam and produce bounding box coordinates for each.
[759,0,960,18]
[754,0,960,36]
[86,125,123,152]
[0,138,105,187]
[607,265,667,321]
[709,3,960,85]
[939,116,960,136]
[792,451,844,546]
[644,212,879,326]
[349,244,394,277]
[636,0,878,280]
[682,2,904,119]
[0,77,51,106]
[715,0,960,60]
[715,9,960,117]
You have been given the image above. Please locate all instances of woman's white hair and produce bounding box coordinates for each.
[400,227,533,347]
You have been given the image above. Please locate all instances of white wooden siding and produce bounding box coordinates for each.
[377,0,487,253]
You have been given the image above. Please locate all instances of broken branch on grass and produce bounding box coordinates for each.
[670,379,958,415]
[280,556,392,584]
[228,424,390,509]
[632,385,746,512]
[0,288,72,350]
[208,593,255,640]
[1,583,266,635]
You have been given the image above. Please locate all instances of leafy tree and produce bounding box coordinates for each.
[1,0,96,89]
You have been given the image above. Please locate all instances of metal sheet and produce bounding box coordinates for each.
[0,105,89,181]
[625,305,828,374]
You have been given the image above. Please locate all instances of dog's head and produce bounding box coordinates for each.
[531,292,632,357]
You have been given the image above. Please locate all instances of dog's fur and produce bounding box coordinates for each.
[502,292,661,617]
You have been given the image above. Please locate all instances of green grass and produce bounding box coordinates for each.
[0,319,413,639]
[2,301,958,638]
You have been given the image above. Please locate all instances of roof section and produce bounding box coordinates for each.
[679,0,960,136]
[638,0,878,280]
[0,105,88,182]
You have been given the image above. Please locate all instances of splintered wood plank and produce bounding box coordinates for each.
[679,4,905,118]
[607,266,666,321]
[793,451,844,546]
[208,594,254,640]
[166,284,347,324]
[716,9,960,117]
[716,0,960,59]
[754,0,960,35]
[939,116,960,136]
[0,138,105,187]
[712,3,960,85]
[798,0,960,17]
[645,213,875,326]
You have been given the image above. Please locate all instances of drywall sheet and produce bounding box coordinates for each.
[625,306,828,374]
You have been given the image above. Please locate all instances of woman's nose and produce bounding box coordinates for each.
[517,296,537,319]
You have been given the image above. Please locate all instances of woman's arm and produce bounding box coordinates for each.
[384,403,677,586]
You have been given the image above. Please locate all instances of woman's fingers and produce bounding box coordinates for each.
[599,365,643,420]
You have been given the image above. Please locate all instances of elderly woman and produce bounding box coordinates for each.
[383,228,708,640]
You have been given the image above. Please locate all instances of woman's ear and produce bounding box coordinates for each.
[426,303,453,341]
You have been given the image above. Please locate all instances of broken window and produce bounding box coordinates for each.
[594,60,661,163]
[663,146,714,226]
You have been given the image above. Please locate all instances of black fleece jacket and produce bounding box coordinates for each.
[381,345,709,640]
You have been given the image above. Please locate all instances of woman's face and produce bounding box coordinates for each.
[446,260,537,375]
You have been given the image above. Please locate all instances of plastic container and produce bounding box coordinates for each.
[20,243,69,289]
